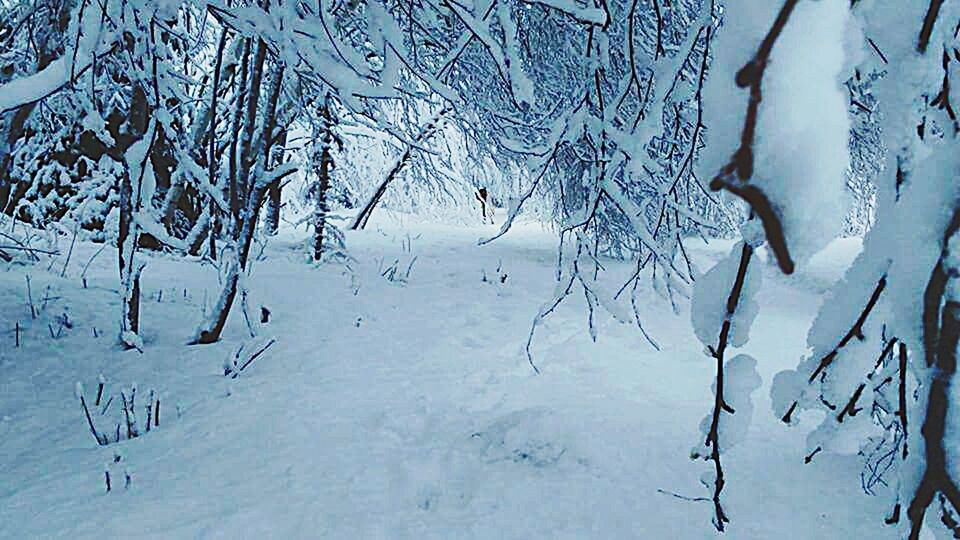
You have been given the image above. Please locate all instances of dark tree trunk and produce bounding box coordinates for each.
[313,98,334,259]
[265,129,287,236]
[117,85,151,345]
[193,57,286,344]
[350,107,448,231]
[351,147,410,231]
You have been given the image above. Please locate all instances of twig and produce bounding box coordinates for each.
[0,245,58,255]
[60,227,78,278]
[657,488,711,503]
[231,338,276,377]
[25,275,36,319]
[898,342,909,460]
[781,276,886,423]
[80,395,106,446]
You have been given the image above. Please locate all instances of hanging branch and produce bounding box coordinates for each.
[780,276,887,423]
[906,206,960,539]
[702,242,754,532]
[708,0,801,275]
[836,337,898,423]
[917,0,945,54]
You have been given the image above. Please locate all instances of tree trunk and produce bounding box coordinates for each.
[350,107,448,231]
[193,177,282,344]
[314,98,334,259]
[228,39,251,237]
[351,147,410,231]
[264,124,288,236]
[118,85,151,346]
[192,59,286,344]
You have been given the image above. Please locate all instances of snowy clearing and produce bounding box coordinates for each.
[0,216,891,538]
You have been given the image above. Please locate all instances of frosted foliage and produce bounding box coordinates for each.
[691,243,761,349]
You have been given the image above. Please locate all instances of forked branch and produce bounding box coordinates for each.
[708,0,801,275]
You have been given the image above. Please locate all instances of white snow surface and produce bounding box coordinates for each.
[0,214,896,538]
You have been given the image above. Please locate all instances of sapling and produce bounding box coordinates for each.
[496,260,508,283]
[76,382,107,446]
[100,396,113,416]
[24,276,35,319]
[80,244,106,289]
[145,390,154,432]
[60,227,77,278]
[95,375,105,406]
[120,391,136,440]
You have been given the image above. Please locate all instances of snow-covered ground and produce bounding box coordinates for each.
[0,214,895,538]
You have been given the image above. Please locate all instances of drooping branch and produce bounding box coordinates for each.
[702,242,754,532]
[836,337,897,424]
[917,0,945,54]
[906,205,960,539]
[708,0,801,275]
[780,275,887,423]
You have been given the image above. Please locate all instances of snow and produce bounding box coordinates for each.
[754,0,854,262]
[693,353,762,456]
[690,242,761,350]
[0,216,898,538]
[0,1,111,113]
[702,0,855,264]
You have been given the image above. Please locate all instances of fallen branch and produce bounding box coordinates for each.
[228,338,277,378]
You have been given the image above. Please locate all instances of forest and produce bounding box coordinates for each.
[1,0,958,538]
